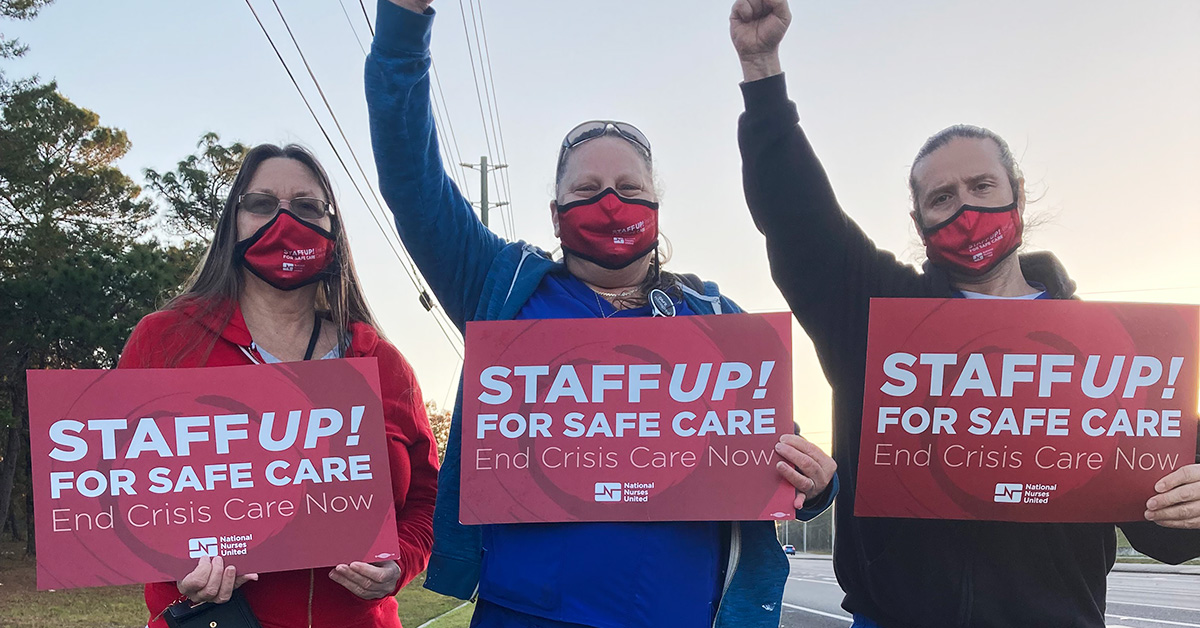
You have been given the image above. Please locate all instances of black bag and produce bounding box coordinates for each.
[162,590,263,628]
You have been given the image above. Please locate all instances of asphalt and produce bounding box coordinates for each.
[781,555,1200,628]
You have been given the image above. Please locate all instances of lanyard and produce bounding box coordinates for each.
[303,313,322,361]
[239,314,324,365]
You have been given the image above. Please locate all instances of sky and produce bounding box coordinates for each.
[5,0,1199,451]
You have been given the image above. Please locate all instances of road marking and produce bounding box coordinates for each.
[789,576,842,586]
[416,602,470,628]
[1109,600,1200,613]
[1105,614,1200,627]
[782,602,852,623]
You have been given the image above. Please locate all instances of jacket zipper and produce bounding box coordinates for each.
[712,522,742,627]
[308,568,314,628]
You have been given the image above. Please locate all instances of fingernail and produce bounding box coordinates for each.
[1145,510,1155,520]
[774,443,785,452]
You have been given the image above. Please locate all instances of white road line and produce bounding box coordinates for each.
[1105,614,1200,627]
[782,602,852,623]
[789,576,842,586]
[1109,600,1200,613]
[416,602,470,628]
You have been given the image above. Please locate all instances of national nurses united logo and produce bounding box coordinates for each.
[188,536,218,558]
[994,483,1023,503]
[594,482,622,502]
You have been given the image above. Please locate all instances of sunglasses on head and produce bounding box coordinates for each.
[557,120,652,168]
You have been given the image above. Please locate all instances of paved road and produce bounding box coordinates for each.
[781,556,1200,627]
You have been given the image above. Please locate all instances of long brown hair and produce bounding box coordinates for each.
[164,143,379,363]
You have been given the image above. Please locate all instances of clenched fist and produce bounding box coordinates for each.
[730,0,791,81]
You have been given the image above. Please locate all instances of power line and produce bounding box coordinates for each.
[354,3,468,413]
[464,0,513,238]
[268,0,464,354]
[352,3,472,200]
[442,361,461,411]
[429,62,470,194]
[245,0,462,357]
[456,0,511,238]
[358,0,375,37]
[338,0,367,56]
[473,0,517,237]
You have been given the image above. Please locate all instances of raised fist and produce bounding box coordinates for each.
[729,0,791,61]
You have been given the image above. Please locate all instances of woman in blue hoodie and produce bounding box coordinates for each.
[364,1,837,626]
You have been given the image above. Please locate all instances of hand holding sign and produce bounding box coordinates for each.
[855,299,1198,523]
[1147,465,1200,529]
[177,556,258,604]
[28,359,401,590]
[775,434,837,509]
[462,313,799,523]
[329,560,401,600]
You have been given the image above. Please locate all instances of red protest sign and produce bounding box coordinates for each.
[27,358,399,590]
[855,298,1199,522]
[460,313,796,524]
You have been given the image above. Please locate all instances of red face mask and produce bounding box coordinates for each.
[235,209,337,290]
[557,188,659,270]
[921,200,1023,275]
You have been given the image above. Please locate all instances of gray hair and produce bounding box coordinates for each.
[909,124,1022,213]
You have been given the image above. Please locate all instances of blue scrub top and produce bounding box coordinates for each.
[476,270,723,628]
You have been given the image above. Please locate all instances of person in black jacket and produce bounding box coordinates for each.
[729,0,1200,626]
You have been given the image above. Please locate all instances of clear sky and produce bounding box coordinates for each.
[6,0,1199,450]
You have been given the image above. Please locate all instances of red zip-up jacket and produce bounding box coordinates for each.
[117,301,439,628]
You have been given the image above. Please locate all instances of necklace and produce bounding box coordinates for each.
[593,287,638,299]
[594,293,618,318]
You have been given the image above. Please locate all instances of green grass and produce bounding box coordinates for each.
[395,572,464,625]
[423,601,474,628]
[0,541,465,628]
[0,542,144,628]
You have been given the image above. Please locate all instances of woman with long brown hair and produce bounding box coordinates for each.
[119,143,439,628]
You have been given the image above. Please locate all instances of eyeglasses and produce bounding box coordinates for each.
[557,120,652,168]
[238,193,333,221]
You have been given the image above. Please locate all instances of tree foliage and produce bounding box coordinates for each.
[0,79,200,553]
[144,132,247,241]
[0,0,55,88]
[426,401,453,463]
[0,81,151,240]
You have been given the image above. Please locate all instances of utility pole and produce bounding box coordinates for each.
[461,156,508,229]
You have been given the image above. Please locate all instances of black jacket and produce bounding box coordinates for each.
[738,73,1200,628]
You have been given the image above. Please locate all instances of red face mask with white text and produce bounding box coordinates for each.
[234,209,337,290]
[556,188,659,270]
[921,200,1023,275]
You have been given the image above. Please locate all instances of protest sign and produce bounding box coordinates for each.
[27,358,398,590]
[460,313,796,524]
[855,298,1199,522]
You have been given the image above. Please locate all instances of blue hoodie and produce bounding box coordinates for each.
[364,3,836,626]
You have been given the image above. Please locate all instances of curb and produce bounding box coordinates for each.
[1111,562,1200,575]
[416,602,470,628]
[789,553,1200,576]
